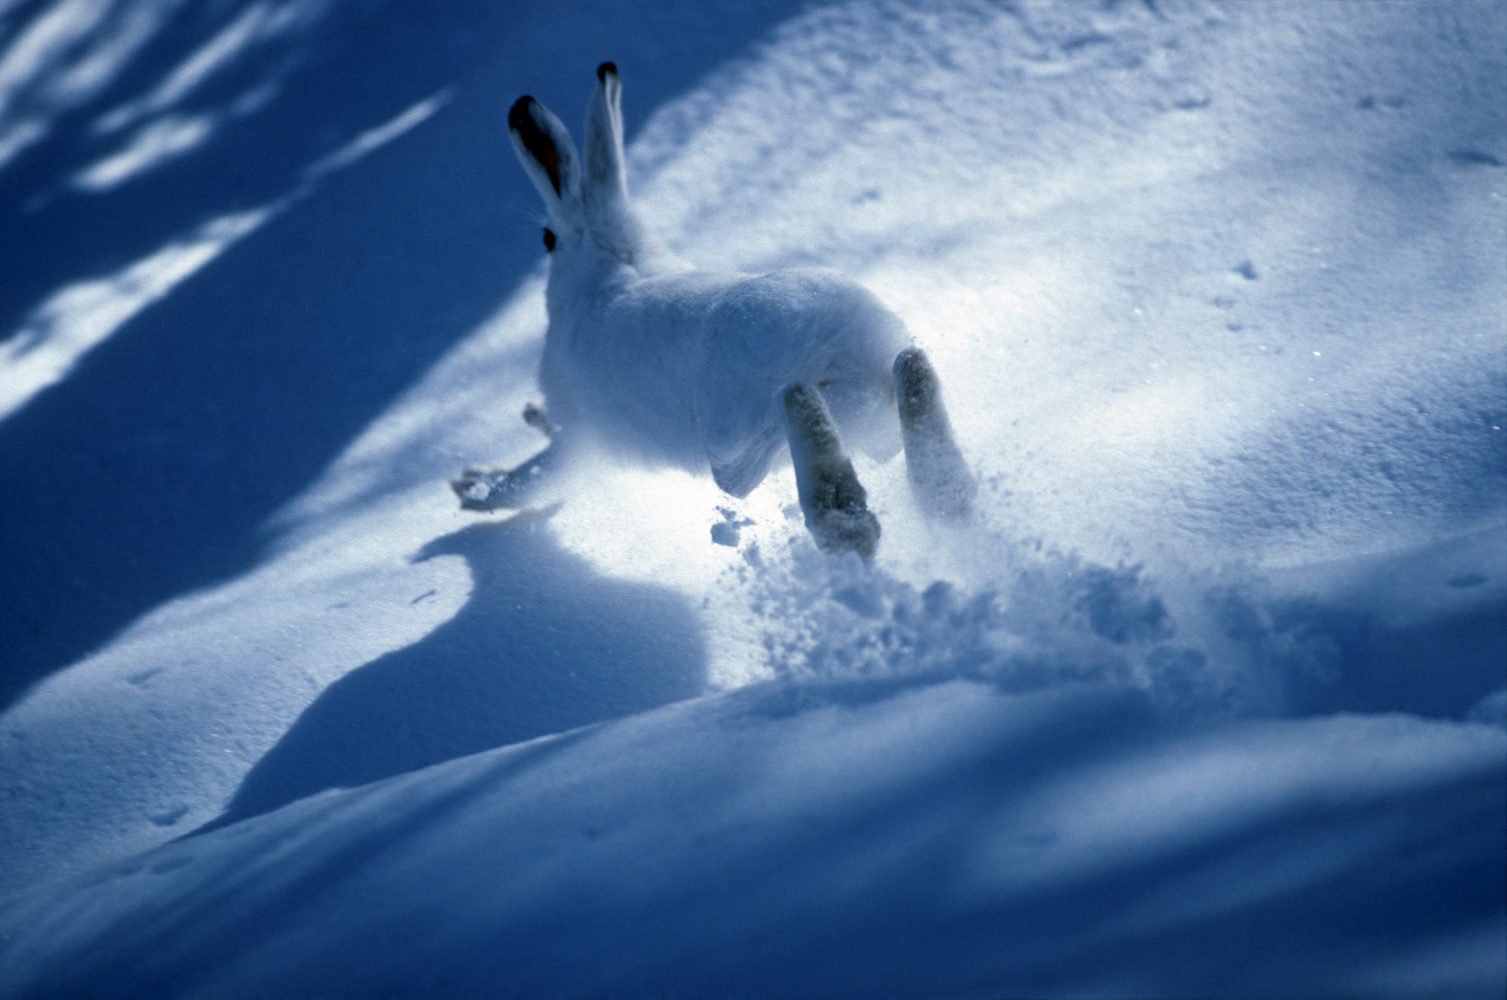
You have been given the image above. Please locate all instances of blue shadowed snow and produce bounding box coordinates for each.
[2,681,1503,999]
[1,1,1504,997]
[0,0,798,708]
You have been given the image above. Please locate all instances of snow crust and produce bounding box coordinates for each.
[1,1,1503,996]
[3,682,1503,999]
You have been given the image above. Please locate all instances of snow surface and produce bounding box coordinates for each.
[1,1,1504,997]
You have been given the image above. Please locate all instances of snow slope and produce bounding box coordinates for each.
[3,682,1504,999]
[1,1,1504,996]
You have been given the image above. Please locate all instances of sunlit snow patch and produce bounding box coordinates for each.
[0,0,180,172]
[91,1,327,137]
[2,87,451,424]
[69,113,217,191]
[302,91,450,182]
[0,207,273,422]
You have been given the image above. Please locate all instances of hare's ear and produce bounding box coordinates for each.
[509,96,580,209]
[583,62,627,208]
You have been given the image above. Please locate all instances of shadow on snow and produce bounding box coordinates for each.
[0,0,804,708]
[205,510,709,832]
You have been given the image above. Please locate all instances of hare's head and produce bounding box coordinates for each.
[509,63,653,271]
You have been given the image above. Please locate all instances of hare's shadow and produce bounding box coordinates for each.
[209,508,707,830]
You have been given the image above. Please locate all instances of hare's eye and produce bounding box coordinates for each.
[542,228,557,252]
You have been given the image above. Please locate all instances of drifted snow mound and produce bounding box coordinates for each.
[0,681,1502,999]
[706,517,1507,723]
[1,0,1505,996]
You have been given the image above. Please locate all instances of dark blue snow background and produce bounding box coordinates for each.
[1,2,1504,997]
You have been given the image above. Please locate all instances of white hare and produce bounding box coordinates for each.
[453,63,976,559]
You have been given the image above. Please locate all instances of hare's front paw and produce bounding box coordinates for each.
[451,466,522,511]
[451,444,557,512]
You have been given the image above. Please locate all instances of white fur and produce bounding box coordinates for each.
[458,65,975,557]
[511,65,910,497]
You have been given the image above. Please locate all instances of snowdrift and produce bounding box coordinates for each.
[3,681,1503,998]
[1,0,1503,996]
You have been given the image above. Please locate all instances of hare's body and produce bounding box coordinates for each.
[544,263,909,496]
[454,64,974,557]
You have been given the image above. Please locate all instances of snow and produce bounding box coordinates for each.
[3,683,1503,998]
[1,1,1504,997]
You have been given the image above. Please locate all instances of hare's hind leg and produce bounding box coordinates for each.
[894,348,976,520]
[781,384,881,560]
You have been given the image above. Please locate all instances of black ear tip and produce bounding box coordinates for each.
[508,95,535,130]
[597,61,618,82]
